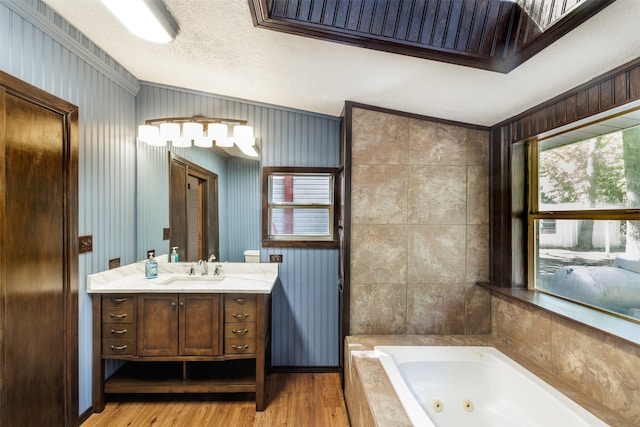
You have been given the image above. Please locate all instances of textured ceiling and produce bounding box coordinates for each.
[42,0,640,126]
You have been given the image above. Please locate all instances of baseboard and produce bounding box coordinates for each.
[271,366,341,373]
[78,407,93,425]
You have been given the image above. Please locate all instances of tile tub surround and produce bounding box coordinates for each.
[344,336,630,427]
[491,292,640,425]
[349,106,491,336]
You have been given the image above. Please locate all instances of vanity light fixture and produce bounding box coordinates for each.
[100,0,180,43]
[137,116,258,157]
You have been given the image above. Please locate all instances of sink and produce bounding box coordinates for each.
[158,275,225,285]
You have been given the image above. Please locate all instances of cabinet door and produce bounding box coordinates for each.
[138,295,179,356]
[179,294,221,356]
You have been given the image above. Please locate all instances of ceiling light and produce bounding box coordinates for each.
[137,116,258,157]
[100,0,180,43]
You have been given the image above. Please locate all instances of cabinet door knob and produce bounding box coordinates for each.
[109,313,127,319]
[171,302,177,308]
[179,302,184,307]
[232,313,249,320]
[232,328,249,335]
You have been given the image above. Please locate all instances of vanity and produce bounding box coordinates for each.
[88,262,277,411]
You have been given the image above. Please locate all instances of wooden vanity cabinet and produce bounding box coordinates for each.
[92,292,271,412]
[137,294,221,357]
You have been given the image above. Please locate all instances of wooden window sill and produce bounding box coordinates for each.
[477,282,640,348]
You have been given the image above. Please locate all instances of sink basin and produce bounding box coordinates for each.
[158,275,225,285]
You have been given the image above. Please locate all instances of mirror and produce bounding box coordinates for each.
[136,141,261,263]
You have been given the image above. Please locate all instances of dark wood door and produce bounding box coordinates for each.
[179,294,221,356]
[137,295,179,356]
[169,153,219,263]
[0,72,78,426]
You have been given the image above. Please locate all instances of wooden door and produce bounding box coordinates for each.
[0,72,78,426]
[169,153,219,263]
[137,295,179,356]
[179,294,221,356]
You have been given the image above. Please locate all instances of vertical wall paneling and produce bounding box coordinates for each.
[0,0,138,415]
[137,82,342,367]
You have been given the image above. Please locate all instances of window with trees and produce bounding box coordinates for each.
[530,124,640,321]
[262,167,339,248]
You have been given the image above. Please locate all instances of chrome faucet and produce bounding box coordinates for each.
[198,259,208,275]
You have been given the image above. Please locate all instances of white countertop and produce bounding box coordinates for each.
[87,262,278,294]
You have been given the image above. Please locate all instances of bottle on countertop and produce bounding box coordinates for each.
[171,247,179,263]
[145,252,158,279]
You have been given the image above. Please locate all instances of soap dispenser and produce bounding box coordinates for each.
[171,247,179,263]
[145,253,158,279]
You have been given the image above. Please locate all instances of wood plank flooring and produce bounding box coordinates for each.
[82,373,350,427]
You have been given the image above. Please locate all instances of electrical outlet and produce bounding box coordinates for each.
[269,254,283,263]
[163,228,171,240]
[79,235,92,254]
[147,249,155,259]
[109,258,121,269]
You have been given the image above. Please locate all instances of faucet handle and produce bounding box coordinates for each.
[208,254,216,262]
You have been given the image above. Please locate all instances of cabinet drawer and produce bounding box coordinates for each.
[102,323,136,340]
[102,295,135,324]
[224,338,256,355]
[102,295,134,311]
[102,308,134,324]
[224,322,256,339]
[103,339,136,356]
[224,307,256,323]
[224,294,256,309]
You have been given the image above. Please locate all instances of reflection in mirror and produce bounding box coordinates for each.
[136,141,261,263]
[169,153,219,263]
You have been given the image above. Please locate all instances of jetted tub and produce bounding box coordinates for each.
[374,346,607,427]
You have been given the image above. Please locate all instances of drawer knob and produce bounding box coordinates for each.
[232,313,249,320]
[110,328,128,335]
[231,344,249,351]
[109,313,127,319]
[232,328,249,335]
[233,297,248,304]
[110,344,128,351]
[110,297,127,304]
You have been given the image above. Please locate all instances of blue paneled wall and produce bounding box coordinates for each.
[1,0,341,417]
[0,0,138,414]
[136,83,342,367]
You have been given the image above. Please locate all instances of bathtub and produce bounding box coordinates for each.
[374,346,607,427]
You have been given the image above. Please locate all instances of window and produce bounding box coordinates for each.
[530,124,640,322]
[262,167,339,248]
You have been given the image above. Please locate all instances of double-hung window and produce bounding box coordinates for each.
[530,124,640,321]
[262,167,339,248]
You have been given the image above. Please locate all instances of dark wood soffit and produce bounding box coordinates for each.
[248,0,614,73]
[494,56,640,144]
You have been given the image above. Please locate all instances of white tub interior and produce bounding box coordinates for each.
[374,346,607,427]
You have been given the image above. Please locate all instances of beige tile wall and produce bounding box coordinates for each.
[492,294,640,424]
[349,107,491,335]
